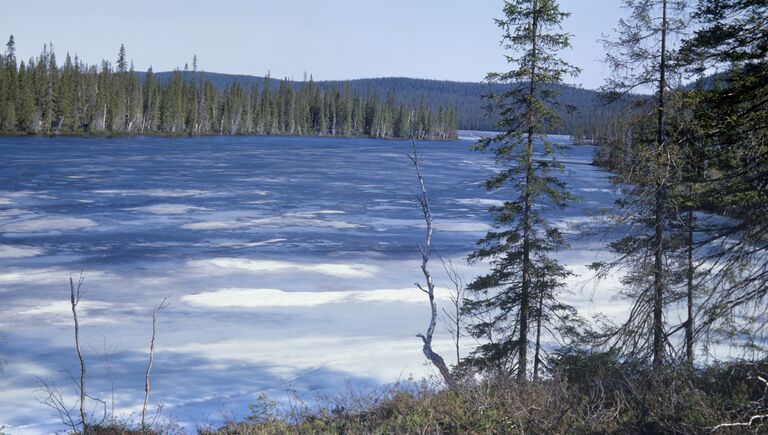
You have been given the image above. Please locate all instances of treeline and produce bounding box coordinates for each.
[0,39,457,139]
[143,72,626,137]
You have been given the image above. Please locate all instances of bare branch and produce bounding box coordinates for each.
[410,138,456,388]
[142,296,169,430]
[69,274,88,432]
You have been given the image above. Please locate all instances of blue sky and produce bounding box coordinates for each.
[3,0,624,89]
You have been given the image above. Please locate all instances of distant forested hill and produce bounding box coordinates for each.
[147,71,623,138]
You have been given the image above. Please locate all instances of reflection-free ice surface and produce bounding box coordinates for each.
[0,133,620,433]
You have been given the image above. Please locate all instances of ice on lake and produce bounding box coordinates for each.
[0,133,622,433]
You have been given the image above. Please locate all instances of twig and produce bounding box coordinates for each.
[70,274,87,432]
[142,296,169,431]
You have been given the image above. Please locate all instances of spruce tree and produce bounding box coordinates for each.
[592,0,691,368]
[462,0,580,380]
[16,61,35,132]
[142,66,159,131]
[116,44,127,73]
[676,0,768,358]
[2,35,18,131]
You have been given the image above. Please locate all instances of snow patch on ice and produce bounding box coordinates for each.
[16,300,120,325]
[434,221,491,232]
[186,258,379,278]
[0,245,44,258]
[0,208,31,218]
[201,238,287,249]
[579,187,614,193]
[127,204,211,215]
[181,211,357,231]
[93,189,205,197]
[2,217,97,233]
[164,335,453,382]
[455,198,505,207]
[0,268,111,286]
[283,210,345,218]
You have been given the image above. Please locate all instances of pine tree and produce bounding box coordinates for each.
[463,0,581,380]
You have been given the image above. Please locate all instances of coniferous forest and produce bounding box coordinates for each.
[138,72,622,137]
[0,40,458,139]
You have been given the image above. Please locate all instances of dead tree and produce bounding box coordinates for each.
[70,274,88,433]
[410,139,456,388]
[39,276,108,432]
[142,297,169,431]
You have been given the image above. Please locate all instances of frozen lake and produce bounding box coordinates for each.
[0,133,621,432]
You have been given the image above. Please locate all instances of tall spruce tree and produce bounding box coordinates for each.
[16,61,35,132]
[116,44,127,73]
[463,0,580,380]
[676,0,768,358]
[2,35,18,131]
[592,0,691,368]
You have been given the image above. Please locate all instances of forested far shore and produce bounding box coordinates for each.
[0,38,458,139]
[139,71,631,139]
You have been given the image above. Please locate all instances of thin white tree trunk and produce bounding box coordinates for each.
[410,139,456,388]
[142,297,168,430]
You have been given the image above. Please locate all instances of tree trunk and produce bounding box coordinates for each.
[652,0,668,370]
[685,203,694,367]
[411,140,456,389]
[533,293,544,380]
[142,298,167,430]
[519,0,539,382]
[70,276,88,434]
